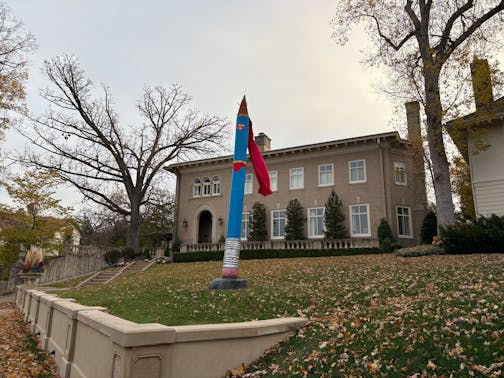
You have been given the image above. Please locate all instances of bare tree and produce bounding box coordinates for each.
[18,56,228,251]
[332,1,504,227]
[0,3,35,132]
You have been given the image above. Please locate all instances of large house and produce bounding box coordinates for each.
[447,58,504,217]
[168,106,427,249]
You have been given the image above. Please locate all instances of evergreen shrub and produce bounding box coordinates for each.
[440,215,504,254]
[104,249,122,265]
[285,199,305,240]
[377,218,394,252]
[122,247,139,260]
[420,211,438,244]
[324,190,348,239]
[250,202,268,241]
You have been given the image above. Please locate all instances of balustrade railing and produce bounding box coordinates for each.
[180,238,379,253]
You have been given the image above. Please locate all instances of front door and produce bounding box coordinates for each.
[198,211,213,243]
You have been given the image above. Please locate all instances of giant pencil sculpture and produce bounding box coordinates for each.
[210,96,271,290]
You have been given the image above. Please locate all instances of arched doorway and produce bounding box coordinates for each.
[198,210,213,243]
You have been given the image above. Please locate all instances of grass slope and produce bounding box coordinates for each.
[58,254,504,377]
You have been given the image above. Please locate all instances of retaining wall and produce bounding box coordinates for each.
[16,287,306,378]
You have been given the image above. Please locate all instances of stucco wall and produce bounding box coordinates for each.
[174,137,426,246]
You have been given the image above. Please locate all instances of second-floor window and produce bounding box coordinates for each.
[272,209,287,239]
[394,162,407,185]
[318,163,334,187]
[289,167,304,189]
[269,170,278,192]
[202,177,211,196]
[192,179,201,197]
[245,173,253,194]
[212,176,221,195]
[349,160,366,184]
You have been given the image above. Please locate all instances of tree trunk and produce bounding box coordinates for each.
[127,199,141,252]
[423,68,455,229]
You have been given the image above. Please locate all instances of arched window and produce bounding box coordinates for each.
[192,179,201,197]
[212,176,221,196]
[202,177,211,196]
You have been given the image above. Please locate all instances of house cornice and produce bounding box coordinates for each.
[165,131,407,172]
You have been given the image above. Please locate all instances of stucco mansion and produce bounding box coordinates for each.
[168,103,427,249]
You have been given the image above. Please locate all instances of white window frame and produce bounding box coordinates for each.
[271,209,287,239]
[289,167,304,190]
[396,206,413,238]
[244,173,253,194]
[318,163,334,187]
[308,207,325,238]
[212,176,221,195]
[394,162,407,186]
[202,177,211,197]
[348,160,367,184]
[241,211,250,241]
[192,179,201,198]
[349,203,371,237]
[269,170,278,192]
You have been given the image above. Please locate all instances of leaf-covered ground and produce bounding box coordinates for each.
[0,302,59,378]
[59,254,504,377]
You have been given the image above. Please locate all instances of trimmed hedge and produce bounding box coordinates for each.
[393,245,445,257]
[173,247,382,263]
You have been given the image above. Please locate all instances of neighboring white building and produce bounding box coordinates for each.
[447,58,504,217]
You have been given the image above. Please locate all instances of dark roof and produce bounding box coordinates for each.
[166,131,406,171]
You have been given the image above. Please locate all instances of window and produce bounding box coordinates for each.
[397,206,412,238]
[245,173,253,194]
[271,210,287,239]
[212,176,221,195]
[318,163,334,187]
[349,160,366,183]
[269,170,278,192]
[289,167,304,189]
[350,204,370,236]
[394,162,407,185]
[192,179,201,197]
[241,212,250,240]
[308,207,325,238]
[202,177,211,196]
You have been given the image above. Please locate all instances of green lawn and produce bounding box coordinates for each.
[57,254,504,377]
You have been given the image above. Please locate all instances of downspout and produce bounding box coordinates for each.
[173,167,181,247]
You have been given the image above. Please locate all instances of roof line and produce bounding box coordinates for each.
[166,130,403,170]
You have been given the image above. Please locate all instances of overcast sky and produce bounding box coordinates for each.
[3,1,404,208]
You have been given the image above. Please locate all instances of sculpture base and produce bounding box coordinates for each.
[208,278,247,290]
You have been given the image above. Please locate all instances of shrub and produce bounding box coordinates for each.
[122,247,139,260]
[440,215,504,254]
[377,218,394,252]
[173,247,381,263]
[420,211,438,244]
[104,249,122,265]
[393,245,445,257]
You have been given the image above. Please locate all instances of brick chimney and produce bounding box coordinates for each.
[405,101,421,141]
[254,132,271,152]
[471,57,494,111]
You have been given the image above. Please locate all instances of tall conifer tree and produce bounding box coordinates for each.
[324,190,348,239]
[285,199,304,240]
[249,202,267,241]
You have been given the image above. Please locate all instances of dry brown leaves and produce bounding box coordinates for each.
[0,302,59,378]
